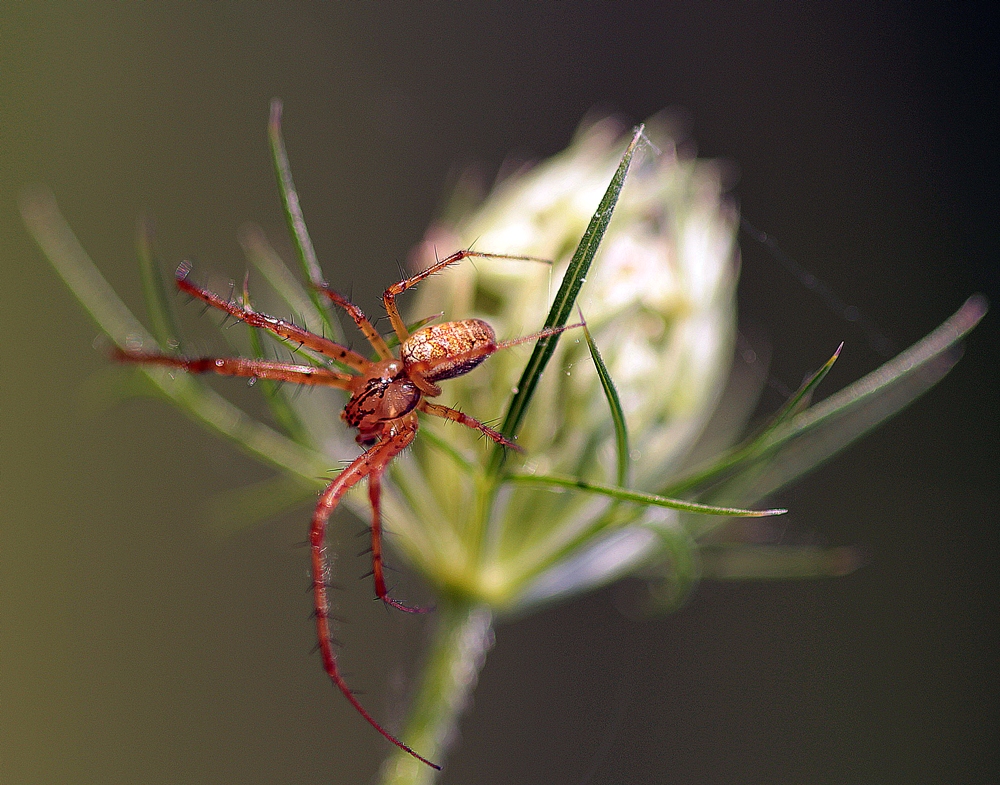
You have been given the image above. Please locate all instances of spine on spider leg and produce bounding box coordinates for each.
[308,420,438,769]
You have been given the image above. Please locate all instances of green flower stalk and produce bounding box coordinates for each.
[22,102,986,783]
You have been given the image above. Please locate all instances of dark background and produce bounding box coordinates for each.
[2,4,996,784]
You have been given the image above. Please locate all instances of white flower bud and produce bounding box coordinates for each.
[384,117,740,610]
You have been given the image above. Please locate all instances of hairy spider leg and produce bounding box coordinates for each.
[140,271,427,612]
[315,285,393,361]
[382,249,553,341]
[367,472,430,614]
[116,267,447,766]
[113,347,355,388]
[309,414,442,769]
[174,262,372,372]
[417,401,520,451]
[115,323,434,766]
[319,404,521,760]
[146,268,438,615]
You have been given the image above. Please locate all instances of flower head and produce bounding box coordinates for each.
[382,117,742,611]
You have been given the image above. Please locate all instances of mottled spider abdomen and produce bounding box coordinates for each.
[401,319,497,383]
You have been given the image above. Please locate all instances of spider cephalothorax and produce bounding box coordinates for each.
[116,249,576,769]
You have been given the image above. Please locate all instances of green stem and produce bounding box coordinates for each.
[379,600,494,785]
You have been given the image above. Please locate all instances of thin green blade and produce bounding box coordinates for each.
[238,222,332,338]
[677,295,988,507]
[135,217,181,350]
[506,472,785,517]
[267,99,336,331]
[20,188,331,483]
[493,125,646,466]
[582,315,630,487]
[669,342,844,496]
[767,342,843,427]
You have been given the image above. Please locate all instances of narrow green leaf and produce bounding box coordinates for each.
[135,217,181,350]
[581,315,630,487]
[267,99,336,330]
[22,188,150,344]
[670,295,988,506]
[767,342,843,427]
[506,472,786,517]
[237,223,367,384]
[491,124,646,469]
[668,343,843,496]
[149,371,333,481]
[415,426,478,476]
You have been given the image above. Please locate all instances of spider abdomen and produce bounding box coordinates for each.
[401,319,497,382]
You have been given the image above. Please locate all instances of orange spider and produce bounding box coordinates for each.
[116,249,576,769]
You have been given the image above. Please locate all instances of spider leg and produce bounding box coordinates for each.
[493,320,586,351]
[309,414,439,769]
[418,400,523,451]
[315,286,393,361]
[114,347,355,389]
[368,471,431,613]
[174,262,371,371]
[382,249,552,343]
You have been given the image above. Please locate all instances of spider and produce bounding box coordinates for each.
[115,249,577,769]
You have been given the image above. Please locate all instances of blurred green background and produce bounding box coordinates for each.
[2,5,996,784]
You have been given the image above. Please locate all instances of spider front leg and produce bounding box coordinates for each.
[114,347,355,389]
[315,285,393,361]
[382,249,552,342]
[173,262,372,371]
[310,414,440,769]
